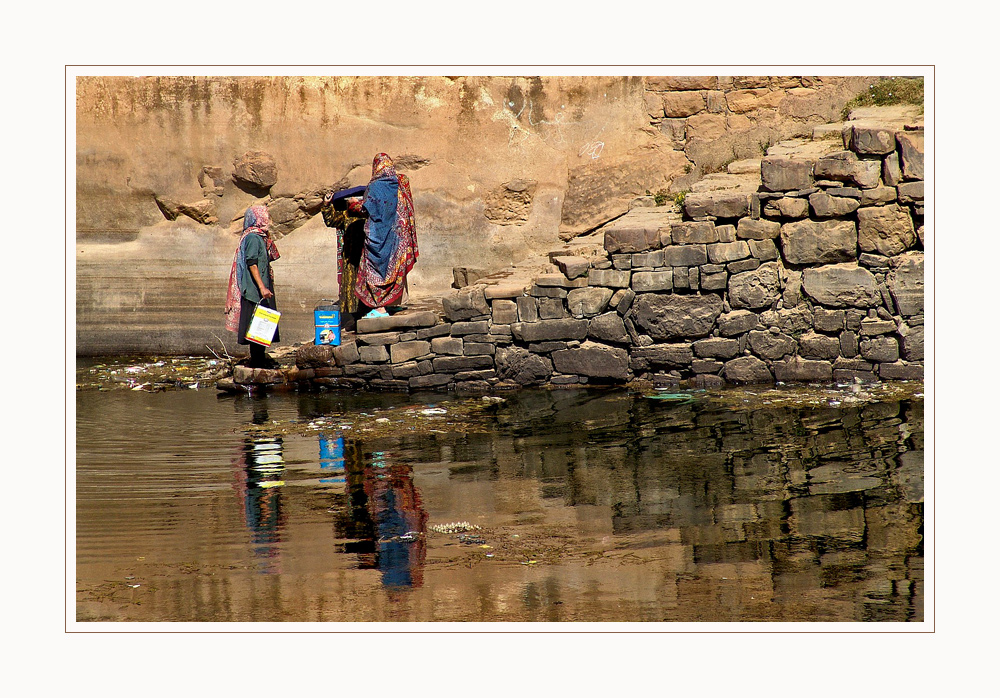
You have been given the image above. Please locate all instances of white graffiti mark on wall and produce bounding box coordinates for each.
[494,93,609,158]
[578,128,606,159]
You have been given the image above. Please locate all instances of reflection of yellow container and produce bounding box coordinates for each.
[245,305,281,346]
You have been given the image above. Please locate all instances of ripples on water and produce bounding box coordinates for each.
[76,373,924,623]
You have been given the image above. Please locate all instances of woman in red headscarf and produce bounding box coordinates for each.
[353,153,418,316]
[224,205,281,368]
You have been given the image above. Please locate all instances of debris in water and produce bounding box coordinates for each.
[421,407,448,415]
[430,521,480,534]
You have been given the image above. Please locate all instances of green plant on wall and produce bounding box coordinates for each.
[841,77,924,120]
[674,191,688,208]
[645,189,671,206]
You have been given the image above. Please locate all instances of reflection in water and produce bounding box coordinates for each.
[334,442,428,588]
[232,397,286,573]
[75,378,924,622]
[484,390,924,622]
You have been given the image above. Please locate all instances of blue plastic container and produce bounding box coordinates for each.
[314,302,341,346]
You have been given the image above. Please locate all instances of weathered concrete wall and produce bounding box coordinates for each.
[75,75,879,355]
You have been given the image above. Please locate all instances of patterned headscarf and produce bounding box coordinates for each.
[224,205,279,332]
[371,152,397,181]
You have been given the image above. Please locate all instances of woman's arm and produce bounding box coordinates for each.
[248,263,273,300]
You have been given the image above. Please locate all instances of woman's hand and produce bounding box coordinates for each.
[260,287,274,300]
[323,191,334,205]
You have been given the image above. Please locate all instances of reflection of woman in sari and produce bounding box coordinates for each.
[355,154,418,317]
[336,442,427,588]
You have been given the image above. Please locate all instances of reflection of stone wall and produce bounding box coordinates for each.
[461,392,924,621]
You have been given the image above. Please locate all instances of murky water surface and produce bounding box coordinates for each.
[76,358,924,623]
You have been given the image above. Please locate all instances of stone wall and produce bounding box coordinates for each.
[240,115,924,392]
[643,75,877,189]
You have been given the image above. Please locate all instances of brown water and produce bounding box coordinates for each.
[76,366,924,623]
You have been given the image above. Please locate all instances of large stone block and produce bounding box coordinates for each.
[692,337,740,360]
[748,330,797,360]
[814,150,859,181]
[232,150,278,189]
[491,299,519,325]
[333,341,360,365]
[670,221,720,244]
[801,264,881,308]
[717,310,760,336]
[809,192,860,218]
[631,250,664,268]
[879,361,923,380]
[484,284,527,300]
[587,268,632,288]
[761,306,814,335]
[296,344,336,368]
[451,320,491,336]
[761,158,813,192]
[662,245,708,267]
[896,131,924,180]
[552,256,590,279]
[511,318,589,342]
[683,191,750,219]
[728,262,781,310]
[798,331,841,360]
[390,340,431,364]
[737,218,781,240]
[633,293,724,340]
[773,357,834,382]
[748,238,779,261]
[708,241,751,264]
[723,356,774,384]
[899,324,924,361]
[780,219,857,265]
[763,196,810,219]
[850,126,897,155]
[858,204,916,256]
[603,221,663,253]
[552,341,630,380]
[860,336,899,363]
[431,336,464,356]
[897,181,923,204]
[883,151,902,187]
[432,354,495,373]
[538,296,566,319]
[588,312,629,344]
[630,343,694,371]
[852,160,882,189]
[358,344,389,363]
[516,296,539,323]
[661,91,707,117]
[631,270,673,293]
[442,287,489,321]
[567,286,614,317]
[495,345,553,385]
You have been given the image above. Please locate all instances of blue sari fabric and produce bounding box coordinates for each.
[362,176,400,277]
